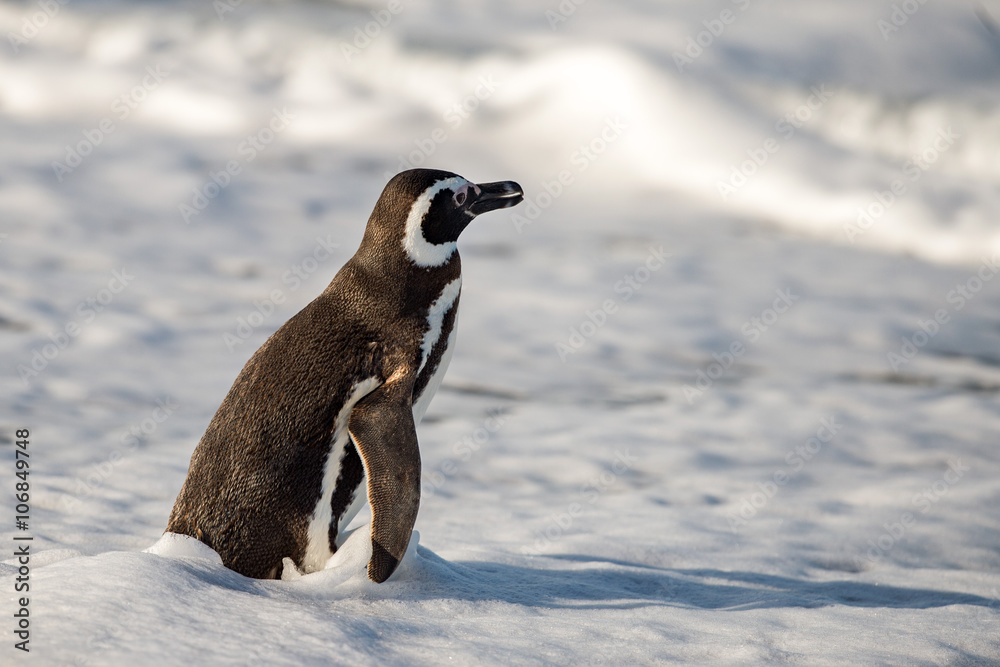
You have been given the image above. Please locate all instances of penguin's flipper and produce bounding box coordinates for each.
[348,381,420,583]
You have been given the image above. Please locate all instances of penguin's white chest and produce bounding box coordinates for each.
[412,277,461,424]
[412,326,456,425]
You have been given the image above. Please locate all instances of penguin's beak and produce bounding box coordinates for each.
[469,181,524,216]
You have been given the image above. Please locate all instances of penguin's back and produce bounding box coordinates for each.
[166,261,409,578]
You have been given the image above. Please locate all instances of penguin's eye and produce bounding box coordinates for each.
[453,190,467,207]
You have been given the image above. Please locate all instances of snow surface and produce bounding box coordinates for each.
[2,0,1000,664]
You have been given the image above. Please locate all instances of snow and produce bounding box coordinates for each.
[2,0,1000,663]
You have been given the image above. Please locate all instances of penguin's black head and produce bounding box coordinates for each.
[371,169,523,268]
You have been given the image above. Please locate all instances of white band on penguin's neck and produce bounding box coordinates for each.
[402,177,468,267]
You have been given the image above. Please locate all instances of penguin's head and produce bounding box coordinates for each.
[364,169,524,268]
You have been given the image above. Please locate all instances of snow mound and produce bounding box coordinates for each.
[145,532,224,564]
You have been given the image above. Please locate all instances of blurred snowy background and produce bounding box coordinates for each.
[2,0,1000,664]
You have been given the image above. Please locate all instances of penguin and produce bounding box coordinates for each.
[166,168,523,583]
